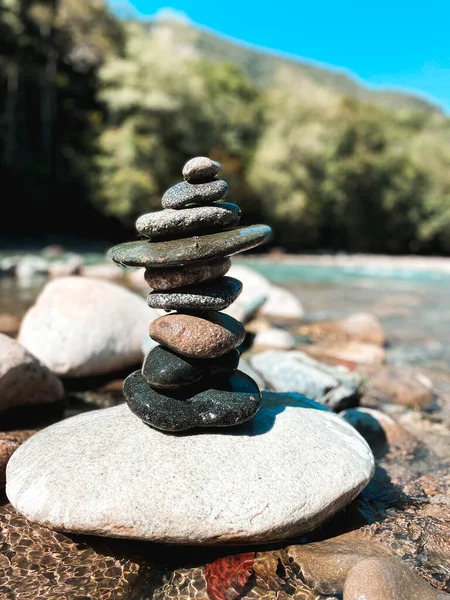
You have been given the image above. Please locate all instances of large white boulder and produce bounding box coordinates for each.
[18,277,158,377]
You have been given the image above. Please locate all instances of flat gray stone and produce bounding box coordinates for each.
[145,258,231,291]
[251,350,362,411]
[182,157,220,182]
[147,276,242,311]
[162,180,228,209]
[6,392,374,544]
[108,225,273,268]
[136,203,241,241]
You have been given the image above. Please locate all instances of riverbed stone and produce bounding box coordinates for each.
[125,369,261,431]
[6,391,374,544]
[145,257,231,291]
[136,203,240,241]
[147,276,242,311]
[108,225,273,268]
[251,350,362,411]
[286,533,390,595]
[343,557,449,600]
[142,346,239,389]
[162,179,228,209]
[149,312,245,359]
[0,333,64,413]
[182,156,220,182]
[18,277,159,377]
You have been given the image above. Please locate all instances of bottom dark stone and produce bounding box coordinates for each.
[124,370,261,432]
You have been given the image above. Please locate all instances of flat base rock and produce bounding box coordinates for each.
[108,225,273,268]
[6,392,374,545]
[124,369,260,431]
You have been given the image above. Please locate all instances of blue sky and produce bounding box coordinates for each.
[109,1,450,113]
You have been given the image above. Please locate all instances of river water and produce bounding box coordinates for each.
[1,257,450,375]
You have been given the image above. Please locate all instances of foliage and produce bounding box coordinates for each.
[1,5,450,253]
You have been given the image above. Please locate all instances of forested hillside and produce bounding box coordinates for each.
[1,0,450,254]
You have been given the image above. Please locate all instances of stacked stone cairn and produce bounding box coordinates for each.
[109,157,272,432]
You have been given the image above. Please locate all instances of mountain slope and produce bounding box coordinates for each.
[143,18,440,115]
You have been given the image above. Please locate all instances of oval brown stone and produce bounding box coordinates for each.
[145,258,231,291]
[149,312,246,359]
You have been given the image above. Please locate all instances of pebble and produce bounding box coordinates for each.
[253,327,296,350]
[251,350,362,411]
[182,156,220,182]
[343,557,449,599]
[142,346,240,389]
[370,365,434,408]
[161,180,228,209]
[125,369,261,431]
[0,333,64,414]
[6,391,374,544]
[147,276,242,311]
[136,203,240,241]
[286,533,390,595]
[108,225,273,268]
[149,311,245,359]
[145,257,231,291]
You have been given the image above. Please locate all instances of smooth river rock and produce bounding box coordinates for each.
[147,276,242,311]
[18,277,159,377]
[0,333,63,413]
[6,391,374,544]
[343,557,449,600]
[251,350,362,411]
[182,156,220,182]
[136,203,240,241]
[124,370,261,431]
[108,225,273,268]
[142,346,239,389]
[161,179,228,209]
[149,312,245,359]
[145,257,231,291]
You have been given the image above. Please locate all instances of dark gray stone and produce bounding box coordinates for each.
[142,346,240,390]
[161,180,228,209]
[147,276,242,311]
[182,157,220,183]
[136,203,241,241]
[108,225,273,268]
[145,258,231,291]
[124,369,261,431]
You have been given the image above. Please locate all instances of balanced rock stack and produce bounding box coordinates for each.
[109,157,273,432]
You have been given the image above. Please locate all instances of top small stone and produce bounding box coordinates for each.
[182,156,220,183]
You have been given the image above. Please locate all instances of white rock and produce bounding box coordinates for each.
[224,265,271,322]
[238,357,265,389]
[80,263,125,280]
[253,327,296,350]
[260,285,304,321]
[0,333,63,413]
[251,350,362,411]
[6,392,374,544]
[15,255,48,279]
[18,277,159,377]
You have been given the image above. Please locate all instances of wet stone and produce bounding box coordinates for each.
[145,257,231,291]
[124,369,261,431]
[161,180,228,209]
[147,276,243,311]
[142,346,240,390]
[149,311,246,359]
[135,202,241,241]
[108,225,273,268]
[182,156,220,183]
